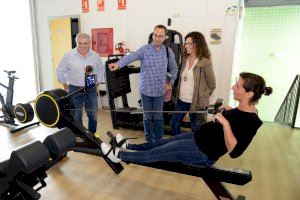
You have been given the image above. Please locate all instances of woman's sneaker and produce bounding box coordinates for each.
[100,143,121,163]
[116,133,129,149]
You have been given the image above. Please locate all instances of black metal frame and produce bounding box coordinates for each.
[0,71,17,124]
[0,128,76,200]
[105,55,144,130]
[138,162,250,200]
[274,75,300,128]
[106,132,251,200]
[0,70,39,133]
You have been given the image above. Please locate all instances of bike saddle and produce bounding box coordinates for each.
[4,70,16,75]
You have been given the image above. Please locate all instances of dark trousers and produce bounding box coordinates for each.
[69,85,98,133]
[170,99,196,135]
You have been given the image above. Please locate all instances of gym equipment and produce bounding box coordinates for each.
[106,131,251,200]
[105,54,143,130]
[33,89,251,199]
[0,128,76,200]
[34,88,124,174]
[0,141,49,200]
[0,70,39,133]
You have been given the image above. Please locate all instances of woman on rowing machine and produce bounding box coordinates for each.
[101,72,272,166]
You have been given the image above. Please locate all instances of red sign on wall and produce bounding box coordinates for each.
[118,0,126,10]
[82,0,89,13]
[91,28,114,57]
[97,0,105,11]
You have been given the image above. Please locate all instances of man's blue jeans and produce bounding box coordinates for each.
[170,99,196,135]
[119,132,215,166]
[69,85,98,133]
[141,94,164,143]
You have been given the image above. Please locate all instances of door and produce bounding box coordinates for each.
[50,17,72,89]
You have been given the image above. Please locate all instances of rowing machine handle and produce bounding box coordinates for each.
[214,108,227,123]
[214,99,224,111]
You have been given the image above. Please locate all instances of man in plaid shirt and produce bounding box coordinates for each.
[109,25,178,143]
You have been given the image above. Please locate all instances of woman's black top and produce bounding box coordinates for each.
[194,108,262,161]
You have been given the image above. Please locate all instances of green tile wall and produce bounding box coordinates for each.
[239,6,300,121]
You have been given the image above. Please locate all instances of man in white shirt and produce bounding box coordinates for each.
[56,33,104,134]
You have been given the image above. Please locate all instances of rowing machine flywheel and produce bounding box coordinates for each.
[14,103,34,123]
[35,89,74,128]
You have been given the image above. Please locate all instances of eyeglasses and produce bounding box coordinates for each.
[184,42,194,46]
[152,34,166,40]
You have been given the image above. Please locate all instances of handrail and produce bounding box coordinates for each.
[274,75,300,128]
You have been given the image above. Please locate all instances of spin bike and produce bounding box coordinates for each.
[0,70,39,133]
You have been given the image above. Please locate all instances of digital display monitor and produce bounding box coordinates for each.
[85,74,96,88]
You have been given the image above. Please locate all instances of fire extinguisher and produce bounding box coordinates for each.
[115,41,125,55]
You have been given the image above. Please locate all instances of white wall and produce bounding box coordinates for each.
[0,0,37,103]
[35,0,240,107]
[229,0,245,108]
[35,0,82,91]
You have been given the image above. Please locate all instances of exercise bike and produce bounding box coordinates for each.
[0,70,39,133]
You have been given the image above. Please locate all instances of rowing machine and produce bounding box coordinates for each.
[106,131,251,200]
[34,88,124,174]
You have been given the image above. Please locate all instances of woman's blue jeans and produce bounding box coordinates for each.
[170,99,196,135]
[118,132,215,166]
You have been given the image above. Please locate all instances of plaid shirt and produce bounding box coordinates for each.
[118,43,178,97]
